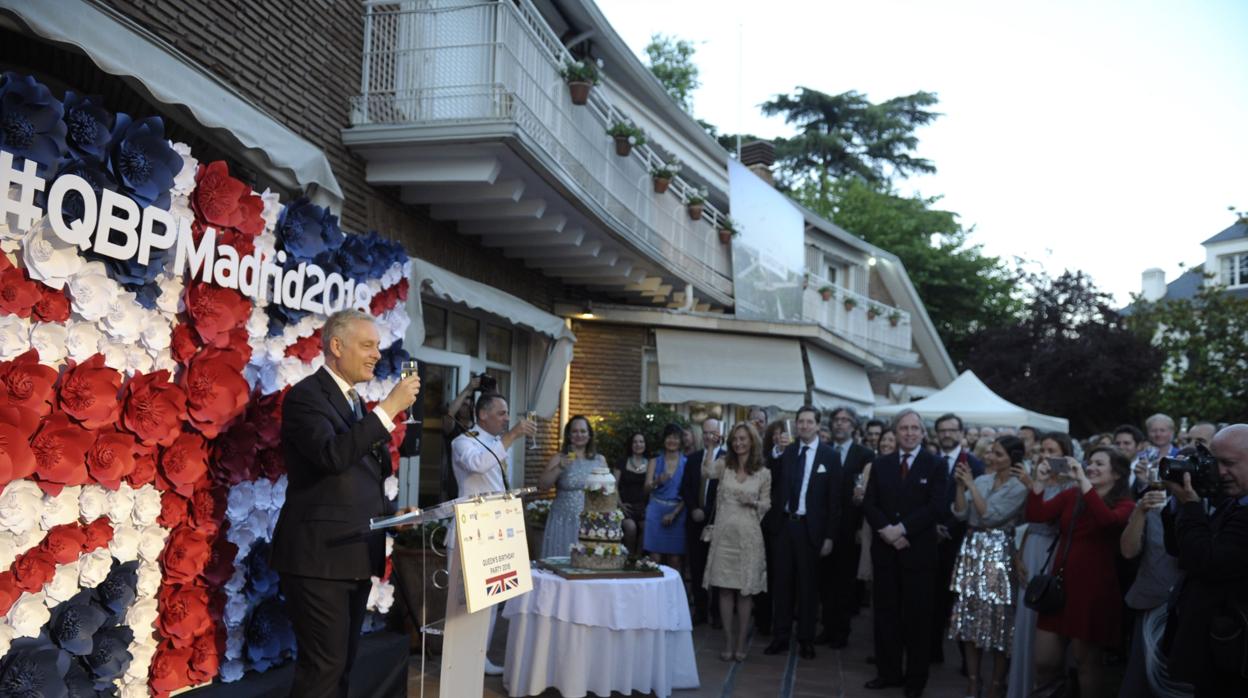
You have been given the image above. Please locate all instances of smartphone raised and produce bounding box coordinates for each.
[1047,457,1070,477]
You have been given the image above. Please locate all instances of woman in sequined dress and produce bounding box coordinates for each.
[537,415,605,558]
[948,435,1029,698]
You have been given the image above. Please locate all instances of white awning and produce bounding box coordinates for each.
[410,259,573,342]
[874,371,1069,433]
[1,0,344,209]
[654,329,806,410]
[806,344,874,412]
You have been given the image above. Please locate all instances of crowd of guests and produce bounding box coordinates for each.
[535,407,1248,698]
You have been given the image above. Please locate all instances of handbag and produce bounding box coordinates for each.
[1023,497,1082,614]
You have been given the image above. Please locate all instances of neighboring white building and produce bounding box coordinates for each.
[1140,216,1248,302]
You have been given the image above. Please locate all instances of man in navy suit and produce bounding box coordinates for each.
[818,406,875,648]
[862,409,947,698]
[683,417,726,627]
[764,406,842,660]
[271,310,421,698]
[931,413,985,666]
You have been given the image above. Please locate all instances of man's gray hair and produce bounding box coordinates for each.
[322,309,375,355]
[892,408,924,429]
[831,405,860,427]
[1145,413,1175,430]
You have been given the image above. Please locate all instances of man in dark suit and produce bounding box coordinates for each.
[863,409,947,698]
[818,406,875,648]
[683,417,725,627]
[1165,424,1248,698]
[931,413,984,666]
[271,310,421,698]
[764,406,841,660]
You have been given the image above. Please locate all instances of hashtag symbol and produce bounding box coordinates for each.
[0,150,47,233]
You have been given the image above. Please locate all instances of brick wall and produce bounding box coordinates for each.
[567,321,646,420]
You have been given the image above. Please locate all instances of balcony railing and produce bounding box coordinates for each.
[802,275,914,360]
[351,0,733,301]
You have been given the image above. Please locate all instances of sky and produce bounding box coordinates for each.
[594,0,1248,303]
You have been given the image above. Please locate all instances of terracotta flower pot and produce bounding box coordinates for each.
[843,301,857,312]
[819,290,833,301]
[889,316,900,327]
[687,203,704,220]
[867,310,878,321]
[613,135,632,157]
[653,176,671,194]
[567,81,592,105]
[718,228,733,244]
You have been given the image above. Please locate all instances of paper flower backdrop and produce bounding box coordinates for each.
[0,71,410,696]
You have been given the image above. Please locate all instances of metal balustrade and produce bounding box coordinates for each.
[352,0,733,300]
[802,275,914,358]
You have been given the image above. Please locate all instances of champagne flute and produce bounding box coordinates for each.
[525,410,538,450]
[399,359,419,424]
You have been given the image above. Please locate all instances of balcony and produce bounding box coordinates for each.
[345,0,733,309]
[801,276,917,365]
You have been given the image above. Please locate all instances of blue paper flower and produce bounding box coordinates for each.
[84,625,134,689]
[275,197,344,263]
[94,242,173,292]
[93,560,139,627]
[0,72,67,169]
[335,231,379,282]
[245,541,282,599]
[49,592,109,656]
[61,92,114,163]
[244,598,295,673]
[0,635,72,698]
[374,341,411,381]
[63,660,95,698]
[107,113,181,210]
[42,157,118,226]
[265,301,310,336]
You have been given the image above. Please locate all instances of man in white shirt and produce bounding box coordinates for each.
[931,414,984,668]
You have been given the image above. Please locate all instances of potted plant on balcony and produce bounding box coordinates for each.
[559,58,600,105]
[650,159,681,193]
[818,285,835,301]
[842,297,858,312]
[867,303,884,321]
[606,121,646,156]
[887,309,903,327]
[686,187,708,220]
[717,217,738,244]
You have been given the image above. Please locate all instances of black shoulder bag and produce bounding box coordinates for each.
[1024,497,1082,614]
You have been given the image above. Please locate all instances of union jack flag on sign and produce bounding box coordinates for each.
[485,570,519,596]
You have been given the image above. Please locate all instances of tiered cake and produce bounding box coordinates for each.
[569,464,628,570]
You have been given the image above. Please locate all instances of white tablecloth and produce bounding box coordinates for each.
[501,566,699,697]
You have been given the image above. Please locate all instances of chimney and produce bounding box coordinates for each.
[1141,268,1166,302]
[740,140,775,186]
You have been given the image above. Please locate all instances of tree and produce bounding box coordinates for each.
[591,403,690,468]
[1128,279,1248,424]
[644,34,700,112]
[761,87,939,201]
[960,270,1163,435]
[827,178,1022,359]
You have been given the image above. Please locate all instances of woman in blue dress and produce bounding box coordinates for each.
[644,423,688,573]
[537,415,604,558]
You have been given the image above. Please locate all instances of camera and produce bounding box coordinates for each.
[1159,444,1221,498]
[476,373,498,393]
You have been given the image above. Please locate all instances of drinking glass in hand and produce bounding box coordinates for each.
[399,360,419,424]
[525,410,538,450]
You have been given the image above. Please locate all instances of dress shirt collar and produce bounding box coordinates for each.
[324,366,357,402]
[941,445,962,470]
[834,438,853,452]
[899,447,920,463]
[799,436,820,450]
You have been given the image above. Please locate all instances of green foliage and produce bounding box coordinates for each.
[1128,278,1248,424]
[592,403,690,467]
[606,121,646,146]
[644,34,700,111]
[559,58,600,85]
[821,178,1022,358]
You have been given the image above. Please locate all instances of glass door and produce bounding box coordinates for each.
[401,346,471,508]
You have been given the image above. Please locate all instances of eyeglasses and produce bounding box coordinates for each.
[936,428,962,435]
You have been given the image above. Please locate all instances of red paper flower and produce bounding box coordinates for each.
[86,428,138,490]
[159,432,209,497]
[58,353,123,429]
[0,262,40,318]
[31,284,71,323]
[39,523,88,564]
[201,535,237,588]
[0,571,19,616]
[188,630,223,684]
[127,442,158,487]
[0,348,58,416]
[181,346,250,439]
[157,584,213,648]
[257,447,285,481]
[30,412,93,494]
[212,422,258,485]
[83,517,114,550]
[248,388,286,449]
[369,277,409,315]
[284,328,322,363]
[11,547,56,592]
[191,486,226,534]
[158,491,190,529]
[150,640,196,694]
[191,161,264,237]
[0,413,38,487]
[170,323,201,366]
[184,280,252,348]
[160,525,213,585]
[122,370,189,447]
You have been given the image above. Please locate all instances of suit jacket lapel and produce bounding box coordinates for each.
[316,367,357,426]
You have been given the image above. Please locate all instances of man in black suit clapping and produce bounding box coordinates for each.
[818,406,876,648]
[764,406,841,660]
[683,417,726,627]
[271,310,421,698]
[862,409,947,698]
[931,413,984,667]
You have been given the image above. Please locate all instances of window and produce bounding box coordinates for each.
[423,306,447,349]
[1219,253,1248,287]
[485,325,513,364]
[449,312,480,355]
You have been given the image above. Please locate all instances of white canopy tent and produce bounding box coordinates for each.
[873,371,1070,433]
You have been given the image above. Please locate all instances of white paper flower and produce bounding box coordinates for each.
[259,188,282,232]
[109,525,141,562]
[366,576,394,613]
[223,567,247,594]
[126,641,157,682]
[125,596,159,631]
[155,272,184,317]
[245,509,269,539]
[78,547,113,587]
[7,592,50,638]
[0,532,16,570]
[77,485,109,524]
[0,314,30,360]
[223,595,249,628]
[226,482,255,523]
[136,560,162,598]
[384,475,399,501]
[20,216,85,289]
[131,486,162,527]
[380,262,404,288]
[227,525,256,559]
[64,320,105,362]
[137,525,167,563]
[220,659,245,683]
[107,483,136,525]
[271,476,287,508]
[246,305,270,342]
[252,478,273,511]
[0,481,42,535]
[101,293,147,344]
[0,623,13,657]
[42,486,82,529]
[10,527,42,557]
[121,681,152,698]
[139,314,172,353]
[171,143,199,195]
[27,322,68,365]
[44,561,82,604]
[66,261,120,322]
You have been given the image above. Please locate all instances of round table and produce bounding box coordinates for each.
[501,565,700,697]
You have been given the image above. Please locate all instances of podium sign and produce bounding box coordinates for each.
[454,497,532,613]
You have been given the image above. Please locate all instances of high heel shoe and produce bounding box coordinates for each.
[963,677,979,698]
[734,650,748,662]
[719,650,733,661]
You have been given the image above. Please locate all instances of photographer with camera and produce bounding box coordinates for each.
[1162,424,1248,697]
